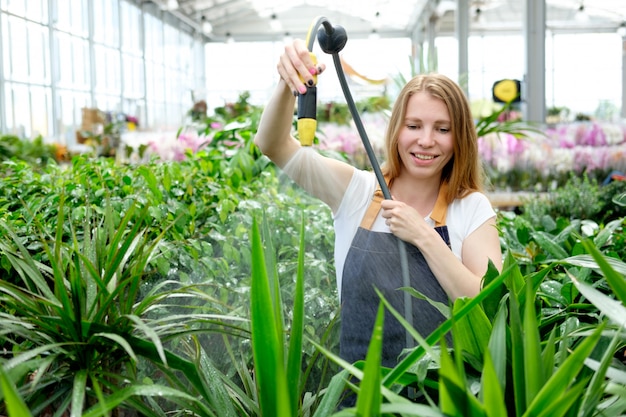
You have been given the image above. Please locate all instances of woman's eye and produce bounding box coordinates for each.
[407,124,418,129]
[438,127,450,133]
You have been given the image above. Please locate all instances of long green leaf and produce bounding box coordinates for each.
[562,254,626,276]
[580,238,626,304]
[525,323,604,415]
[569,272,626,335]
[311,370,350,417]
[593,218,624,248]
[92,332,138,361]
[81,384,205,417]
[523,277,542,406]
[438,339,462,416]
[481,349,507,417]
[451,297,491,363]
[533,377,590,417]
[260,211,285,362]
[70,369,88,417]
[198,345,239,417]
[138,165,164,201]
[578,331,621,417]
[287,215,306,416]
[127,335,213,403]
[0,222,57,300]
[438,339,485,417]
[355,302,384,417]
[532,232,569,260]
[0,363,33,417]
[486,299,508,392]
[507,262,526,416]
[541,328,556,382]
[250,217,291,417]
[125,314,167,365]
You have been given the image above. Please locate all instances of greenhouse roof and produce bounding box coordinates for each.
[145,0,626,42]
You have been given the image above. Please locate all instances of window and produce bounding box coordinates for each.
[0,0,206,140]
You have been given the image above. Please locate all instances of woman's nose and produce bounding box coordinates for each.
[417,128,435,147]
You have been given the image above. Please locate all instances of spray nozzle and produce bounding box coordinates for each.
[296,18,348,146]
[317,23,348,54]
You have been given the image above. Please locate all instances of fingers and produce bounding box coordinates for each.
[277,39,325,96]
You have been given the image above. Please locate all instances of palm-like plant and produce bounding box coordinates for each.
[0,195,249,416]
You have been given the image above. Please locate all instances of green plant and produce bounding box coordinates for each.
[0,134,57,166]
[311,236,626,416]
[0,195,252,415]
[474,100,544,140]
[249,215,304,416]
[0,141,342,416]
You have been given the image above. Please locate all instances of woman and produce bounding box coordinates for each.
[254,39,503,370]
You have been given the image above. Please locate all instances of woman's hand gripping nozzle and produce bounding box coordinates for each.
[297,52,318,146]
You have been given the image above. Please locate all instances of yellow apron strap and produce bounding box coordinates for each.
[429,181,448,228]
[359,188,384,229]
[360,179,449,230]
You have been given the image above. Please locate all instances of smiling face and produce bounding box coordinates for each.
[382,74,483,204]
[396,91,454,182]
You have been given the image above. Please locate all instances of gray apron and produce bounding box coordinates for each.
[339,181,451,368]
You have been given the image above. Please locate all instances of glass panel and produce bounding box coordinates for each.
[93,0,119,47]
[165,101,182,127]
[27,21,50,83]
[2,0,25,16]
[56,89,90,138]
[3,84,51,139]
[177,31,192,72]
[144,13,163,63]
[163,23,179,69]
[2,19,52,84]
[191,38,206,93]
[94,44,121,94]
[146,100,166,129]
[56,32,90,89]
[3,83,17,134]
[551,33,621,116]
[121,53,144,98]
[5,16,28,82]
[54,0,88,36]
[163,66,177,102]
[26,0,48,24]
[146,64,164,101]
[94,93,121,113]
[120,0,142,55]
[30,84,52,137]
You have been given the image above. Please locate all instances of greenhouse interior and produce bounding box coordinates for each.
[1,0,626,416]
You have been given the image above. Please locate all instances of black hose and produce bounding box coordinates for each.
[309,18,415,349]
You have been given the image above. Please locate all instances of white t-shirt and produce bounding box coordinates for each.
[333,168,497,294]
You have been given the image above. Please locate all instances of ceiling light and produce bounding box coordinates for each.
[473,7,485,25]
[201,16,213,34]
[270,14,282,32]
[165,0,178,10]
[575,4,589,22]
